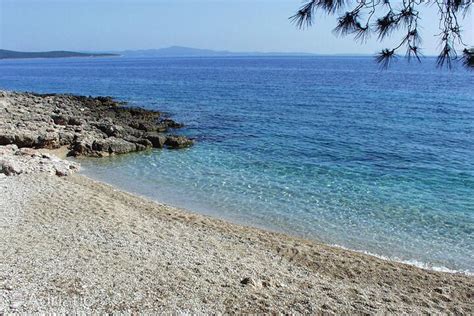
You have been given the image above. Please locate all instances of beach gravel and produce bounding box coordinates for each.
[0,171,473,313]
[0,89,473,314]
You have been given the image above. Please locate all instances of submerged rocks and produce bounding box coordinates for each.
[0,90,194,158]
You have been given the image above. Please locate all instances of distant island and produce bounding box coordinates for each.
[112,46,317,57]
[0,49,119,60]
[0,47,371,60]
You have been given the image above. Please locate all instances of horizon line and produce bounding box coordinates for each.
[0,47,441,58]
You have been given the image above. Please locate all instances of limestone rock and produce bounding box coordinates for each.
[240,277,259,287]
[165,135,194,149]
[94,122,123,137]
[0,132,15,145]
[67,117,83,126]
[0,145,79,177]
[0,90,193,157]
[92,137,138,155]
[146,133,167,148]
[51,114,68,125]
[36,132,60,149]
[162,118,184,128]
[15,132,38,148]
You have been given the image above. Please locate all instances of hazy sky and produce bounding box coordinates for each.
[1,0,472,54]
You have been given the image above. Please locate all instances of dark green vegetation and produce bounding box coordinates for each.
[291,0,473,68]
[0,49,118,59]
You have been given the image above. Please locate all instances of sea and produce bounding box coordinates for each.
[0,56,472,274]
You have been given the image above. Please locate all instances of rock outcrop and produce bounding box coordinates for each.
[0,145,79,176]
[0,90,194,157]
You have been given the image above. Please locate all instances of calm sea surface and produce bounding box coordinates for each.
[1,56,473,273]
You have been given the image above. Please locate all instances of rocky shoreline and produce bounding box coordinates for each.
[0,90,193,159]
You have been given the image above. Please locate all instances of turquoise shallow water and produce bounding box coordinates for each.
[0,56,473,273]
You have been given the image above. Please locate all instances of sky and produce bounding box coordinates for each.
[0,0,472,55]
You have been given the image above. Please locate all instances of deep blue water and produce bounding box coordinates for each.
[1,56,473,273]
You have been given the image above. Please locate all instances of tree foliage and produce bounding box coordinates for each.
[290,0,473,68]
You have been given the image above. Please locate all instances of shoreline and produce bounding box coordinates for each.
[80,165,473,277]
[65,172,474,281]
[79,163,473,277]
[1,89,473,312]
[0,90,193,158]
[1,169,473,313]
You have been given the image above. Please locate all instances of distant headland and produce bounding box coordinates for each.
[0,49,119,60]
[112,46,318,57]
[0,46,320,60]
[0,47,374,60]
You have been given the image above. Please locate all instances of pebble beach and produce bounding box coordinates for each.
[1,90,473,313]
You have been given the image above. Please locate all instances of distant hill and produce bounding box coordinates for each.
[115,46,316,57]
[0,49,119,60]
